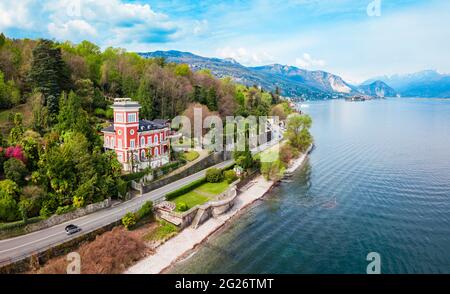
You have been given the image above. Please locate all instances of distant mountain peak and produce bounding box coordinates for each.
[223,57,240,65]
[357,80,397,97]
[364,70,450,98]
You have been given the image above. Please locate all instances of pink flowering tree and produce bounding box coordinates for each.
[5,145,26,163]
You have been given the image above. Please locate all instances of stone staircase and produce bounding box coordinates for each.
[191,208,207,229]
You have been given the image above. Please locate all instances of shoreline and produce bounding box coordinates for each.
[125,146,312,274]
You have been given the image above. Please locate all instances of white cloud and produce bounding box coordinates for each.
[193,20,209,35]
[0,1,34,30]
[295,53,326,69]
[48,19,97,41]
[216,47,275,66]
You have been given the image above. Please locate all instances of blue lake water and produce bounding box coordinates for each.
[169,98,450,274]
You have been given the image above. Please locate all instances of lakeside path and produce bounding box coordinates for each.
[125,148,311,274]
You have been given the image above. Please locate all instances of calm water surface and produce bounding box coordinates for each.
[170,98,450,274]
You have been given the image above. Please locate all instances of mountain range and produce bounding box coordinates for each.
[139,51,449,99]
[363,70,450,98]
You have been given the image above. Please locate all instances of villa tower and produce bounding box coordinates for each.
[102,98,170,172]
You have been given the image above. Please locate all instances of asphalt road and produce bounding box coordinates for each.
[0,138,280,266]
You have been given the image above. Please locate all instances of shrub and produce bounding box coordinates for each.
[165,177,206,200]
[94,108,106,117]
[0,216,43,231]
[19,186,44,218]
[261,159,286,181]
[135,201,153,221]
[0,196,18,222]
[39,206,52,218]
[121,168,151,182]
[5,145,25,162]
[279,144,299,165]
[4,157,27,185]
[35,227,145,274]
[223,170,238,184]
[177,202,189,212]
[56,205,76,215]
[206,168,223,183]
[105,108,114,119]
[122,212,137,230]
[182,151,200,162]
[158,161,183,175]
[117,178,128,198]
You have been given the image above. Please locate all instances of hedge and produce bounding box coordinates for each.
[121,168,151,182]
[157,160,185,175]
[0,216,44,231]
[165,164,236,201]
[135,201,153,221]
[165,177,207,200]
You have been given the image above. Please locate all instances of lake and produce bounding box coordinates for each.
[169,98,450,274]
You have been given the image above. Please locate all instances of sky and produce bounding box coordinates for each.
[0,0,449,83]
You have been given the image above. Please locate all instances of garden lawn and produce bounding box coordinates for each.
[171,180,229,212]
[182,151,200,162]
[196,181,229,195]
[172,190,210,210]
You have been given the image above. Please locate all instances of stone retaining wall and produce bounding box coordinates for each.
[155,180,239,229]
[25,198,112,233]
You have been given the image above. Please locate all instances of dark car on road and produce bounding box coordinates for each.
[65,224,82,235]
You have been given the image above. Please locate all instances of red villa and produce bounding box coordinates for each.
[102,98,170,172]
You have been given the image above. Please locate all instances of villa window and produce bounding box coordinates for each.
[141,150,145,160]
[118,139,122,148]
[130,139,135,149]
[148,136,152,146]
[127,113,137,123]
[115,113,124,123]
[140,137,145,147]
[105,137,109,146]
[154,134,159,144]
[155,147,159,156]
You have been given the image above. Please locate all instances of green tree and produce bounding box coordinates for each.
[206,87,218,111]
[75,78,94,111]
[21,130,42,170]
[0,71,21,109]
[28,39,71,100]
[122,212,137,230]
[0,179,20,222]
[134,79,153,119]
[233,148,255,170]
[261,159,286,181]
[174,64,190,77]
[0,33,5,47]
[8,113,24,145]
[4,157,28,186]
[206,168,223,183]
[285,113,313,152]
[46,94,59,119]
[20,185,45,218]
[30,92,49,132]
[57,91,98,146]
